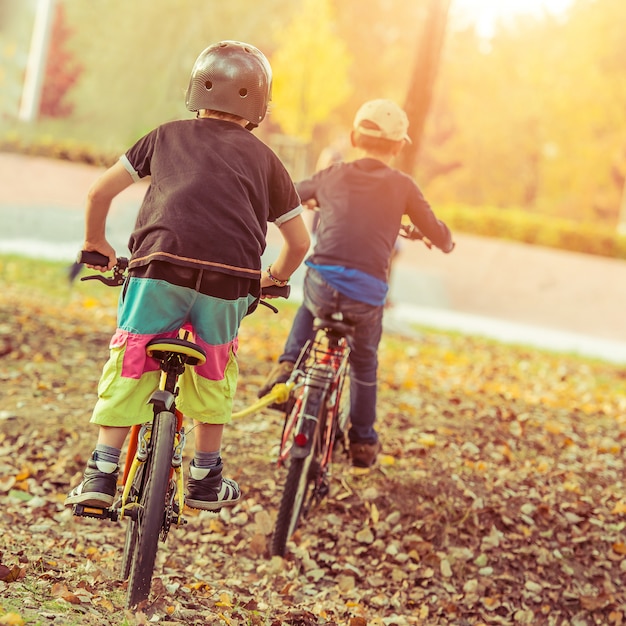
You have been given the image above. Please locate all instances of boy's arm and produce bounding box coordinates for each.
[406,187,454,254]
[83,161,135,270]
[261,214,310,290]
[415,215,454,253]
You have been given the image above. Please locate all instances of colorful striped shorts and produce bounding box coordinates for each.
[91,271,257,427]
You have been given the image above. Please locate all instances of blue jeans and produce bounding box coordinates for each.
[281,268,383,444]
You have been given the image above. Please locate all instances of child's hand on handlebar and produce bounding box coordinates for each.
[261,276,290,299]
[260,274,277,297]
[82,240,117,271]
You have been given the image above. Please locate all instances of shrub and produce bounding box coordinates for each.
[438,205,626,261]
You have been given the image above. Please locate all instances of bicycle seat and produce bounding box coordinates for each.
[313,316,355,338]
[146,337,207,366]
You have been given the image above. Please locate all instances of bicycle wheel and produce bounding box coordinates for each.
[125,411,176,608]
[277,395,302,465]
[331,362,350,427]
[331,366,351,454]
[271,398,323,557]
[120,463,145,581]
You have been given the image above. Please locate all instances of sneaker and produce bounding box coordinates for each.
[349,441,382,470]
[257,361,295,398]
[185,459,241,511]
[65,453,119,507]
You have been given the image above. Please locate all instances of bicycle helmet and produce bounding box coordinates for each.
[185,40,272,129]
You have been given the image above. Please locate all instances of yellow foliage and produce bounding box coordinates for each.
[14,468,30,481]
[611,501,626,515]
[417,433,436,447]
[379,454,396,467]
[563,481,582,494]
[270,0,351,140]
[81,297,99,309]
[0,614,25,626]
[215,591,233,607]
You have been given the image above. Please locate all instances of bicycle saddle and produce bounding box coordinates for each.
[146,337,207,366]
[313,316,355,338]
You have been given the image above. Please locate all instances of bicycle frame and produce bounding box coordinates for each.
[120,411,185,526]
[277,333,349,466]
[71,252,291,606]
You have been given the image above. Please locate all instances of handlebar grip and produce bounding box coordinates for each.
[77,251,130,269]
[77,250,111,266]
[262,284,291,298]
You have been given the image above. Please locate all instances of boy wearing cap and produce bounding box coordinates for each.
[259,99,454,470]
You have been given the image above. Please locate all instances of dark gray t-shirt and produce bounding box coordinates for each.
[121,118,301,279]
[296,158,452,282]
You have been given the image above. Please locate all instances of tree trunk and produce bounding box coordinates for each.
[397,0,452,176]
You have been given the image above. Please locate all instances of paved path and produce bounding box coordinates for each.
[1,152,625,363]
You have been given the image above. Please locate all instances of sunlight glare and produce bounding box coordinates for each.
[453,0,573,36]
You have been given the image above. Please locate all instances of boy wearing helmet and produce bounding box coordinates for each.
[258,99,454,470]
[66,41,310,510]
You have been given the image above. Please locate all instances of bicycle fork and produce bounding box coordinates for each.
[119,423,186,522]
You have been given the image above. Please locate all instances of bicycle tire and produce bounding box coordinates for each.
[277,395,302,465]
[121,518,138,581]
[120,472,142,581]
[120,455,148,581]
[126,411,176,608]
[337,371,350,432]
[332,368,350,449]
[271,401,323,557]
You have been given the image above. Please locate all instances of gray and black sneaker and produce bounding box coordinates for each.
[65,453,119,507]
[185,459,241,511]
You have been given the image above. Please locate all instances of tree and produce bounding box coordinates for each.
[397,0,452,176]
[269,0,351,141]
[60,0,297,150]
[40,2,82,118]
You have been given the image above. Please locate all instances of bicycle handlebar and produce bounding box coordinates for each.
[74,250,291,299]
[399,223,456,253]
[398,223,433,248]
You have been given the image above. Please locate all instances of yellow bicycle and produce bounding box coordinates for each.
[71,251,288,607]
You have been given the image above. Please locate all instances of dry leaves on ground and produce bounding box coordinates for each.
[1,287,626,625]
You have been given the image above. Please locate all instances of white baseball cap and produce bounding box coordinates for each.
[353,99,411,143]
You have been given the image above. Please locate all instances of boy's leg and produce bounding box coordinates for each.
[342,303,384,468]
[185,422,241,511]
[97,425,130,449]
[66,275,190,507]
[193,422,225,453]
[281,304,317,363]
[259,268,338,397]
[179,281,253,510]
[65,425,129,507]
[257,303,316,397]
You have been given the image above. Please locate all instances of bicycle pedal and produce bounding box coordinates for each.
[72,503,118,521]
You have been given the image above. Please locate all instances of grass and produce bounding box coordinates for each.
[0,254,118,306]
[0,597,78,626]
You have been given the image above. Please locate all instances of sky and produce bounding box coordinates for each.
[452,0,574,36]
